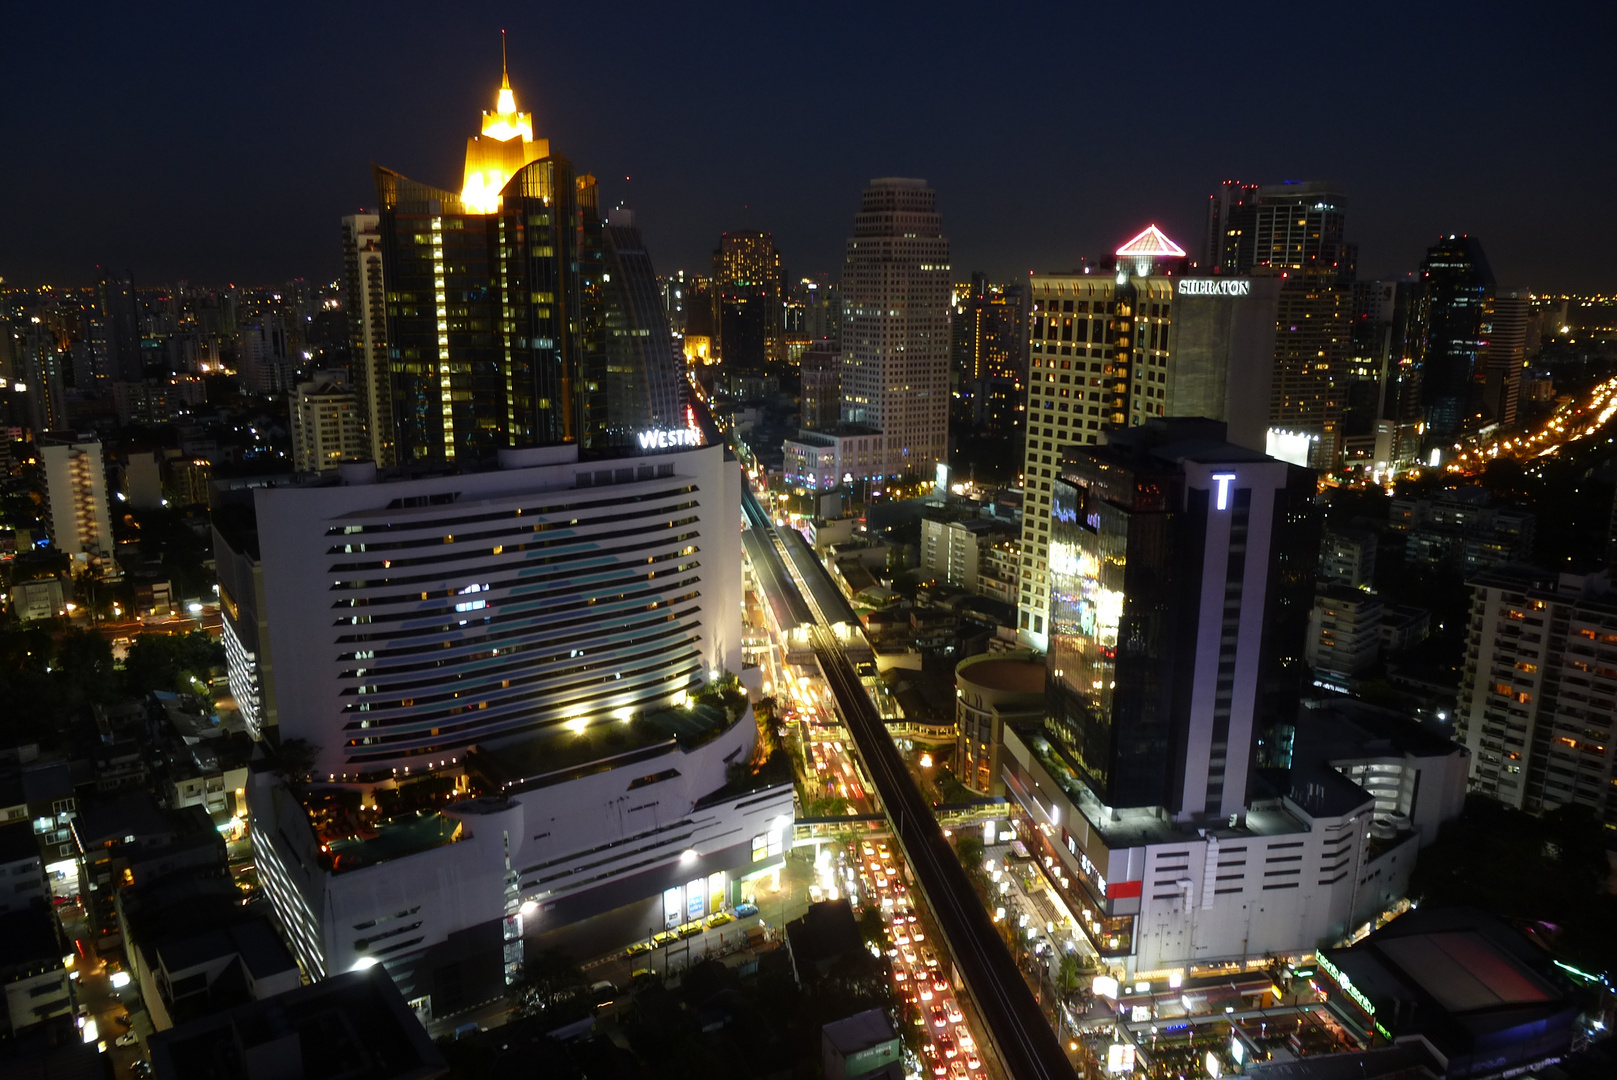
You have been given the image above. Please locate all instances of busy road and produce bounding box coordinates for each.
[741,486,1078,1080]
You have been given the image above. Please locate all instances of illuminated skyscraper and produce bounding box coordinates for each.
[711,231,783,374]
[1418,235,1494,443]
[1202,180,1356,467]
[1015,225,1279,647]
[839,178,952,479]
[370,53,603,465]
[1045,419,1315,815]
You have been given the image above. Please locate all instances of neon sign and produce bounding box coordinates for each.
[1177,278,1251,297]
[637,428,703,449]
[1317,953,1376,1017]
[1212,473,1236,511]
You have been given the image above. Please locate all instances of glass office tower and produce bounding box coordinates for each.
[371,66,682,466]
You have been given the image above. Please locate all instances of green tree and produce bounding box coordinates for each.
[274,738,320,786]
[56,628,117,705]
[514,948,587,1017]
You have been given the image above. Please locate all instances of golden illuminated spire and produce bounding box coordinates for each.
[496,28,516,113]
[461,30,548,214]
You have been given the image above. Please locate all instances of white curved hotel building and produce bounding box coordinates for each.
[216,440,793,1020]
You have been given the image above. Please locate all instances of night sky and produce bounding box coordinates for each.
[4,2,1612,292]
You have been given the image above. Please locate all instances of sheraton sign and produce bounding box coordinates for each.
[1177,278,1251,297]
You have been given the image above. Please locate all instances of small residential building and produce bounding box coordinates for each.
[147,966,447,1080]
[782,424,885,490]
[1380,604,1431,653]
[785,900,862,985]
[1319,525,1377,588]
[920,514,1017,598]
[0,821,47,916]
[0,906,71,1037]
[72,796,227,941]
[120,874,300,1032]
[823,1008,903,1080]
[955,652,1044,797]
[1306,586,1384,688]
[8,578,65,621]
[1390,486,1534,572]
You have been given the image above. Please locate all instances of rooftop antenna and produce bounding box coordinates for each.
[500,28,510,88]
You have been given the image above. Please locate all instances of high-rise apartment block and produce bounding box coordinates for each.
[290,371,368,473]
[1456,567,1617,826]
[1015,226,1280,647]
[1419,235,1495,443]
[711,231,783,374]
[340,213,392,465]
[839,179,951,480]
[39,436,113,567]
[239,316,291,396]
[1318,524,1377,589]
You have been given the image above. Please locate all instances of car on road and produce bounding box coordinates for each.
[114,1033,139,1048]
[965,1049,982,1070]
[129,1062,152,1078]
[625,941,652,957]
[930,1005,947,1028]
[954,1025,974,1051]
[734,902,759,918]
[949,1061,970,1079]
[945,1002,963,1024]
[920,948,938,968]
[901,945,917,965]
[937,1033,956,1057]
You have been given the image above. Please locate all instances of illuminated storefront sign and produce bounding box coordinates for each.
[637,427,703,449]
[1177,278,1251,297]
[1318,953,1376,1016]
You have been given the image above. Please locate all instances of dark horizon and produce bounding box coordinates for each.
[2,2,1612,293]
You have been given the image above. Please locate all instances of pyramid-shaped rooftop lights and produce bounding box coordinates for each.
[1115,225,1187,259]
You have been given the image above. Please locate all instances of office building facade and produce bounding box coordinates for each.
[839,178,951,479]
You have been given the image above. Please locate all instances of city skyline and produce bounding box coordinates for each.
[3,4,1615,291]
